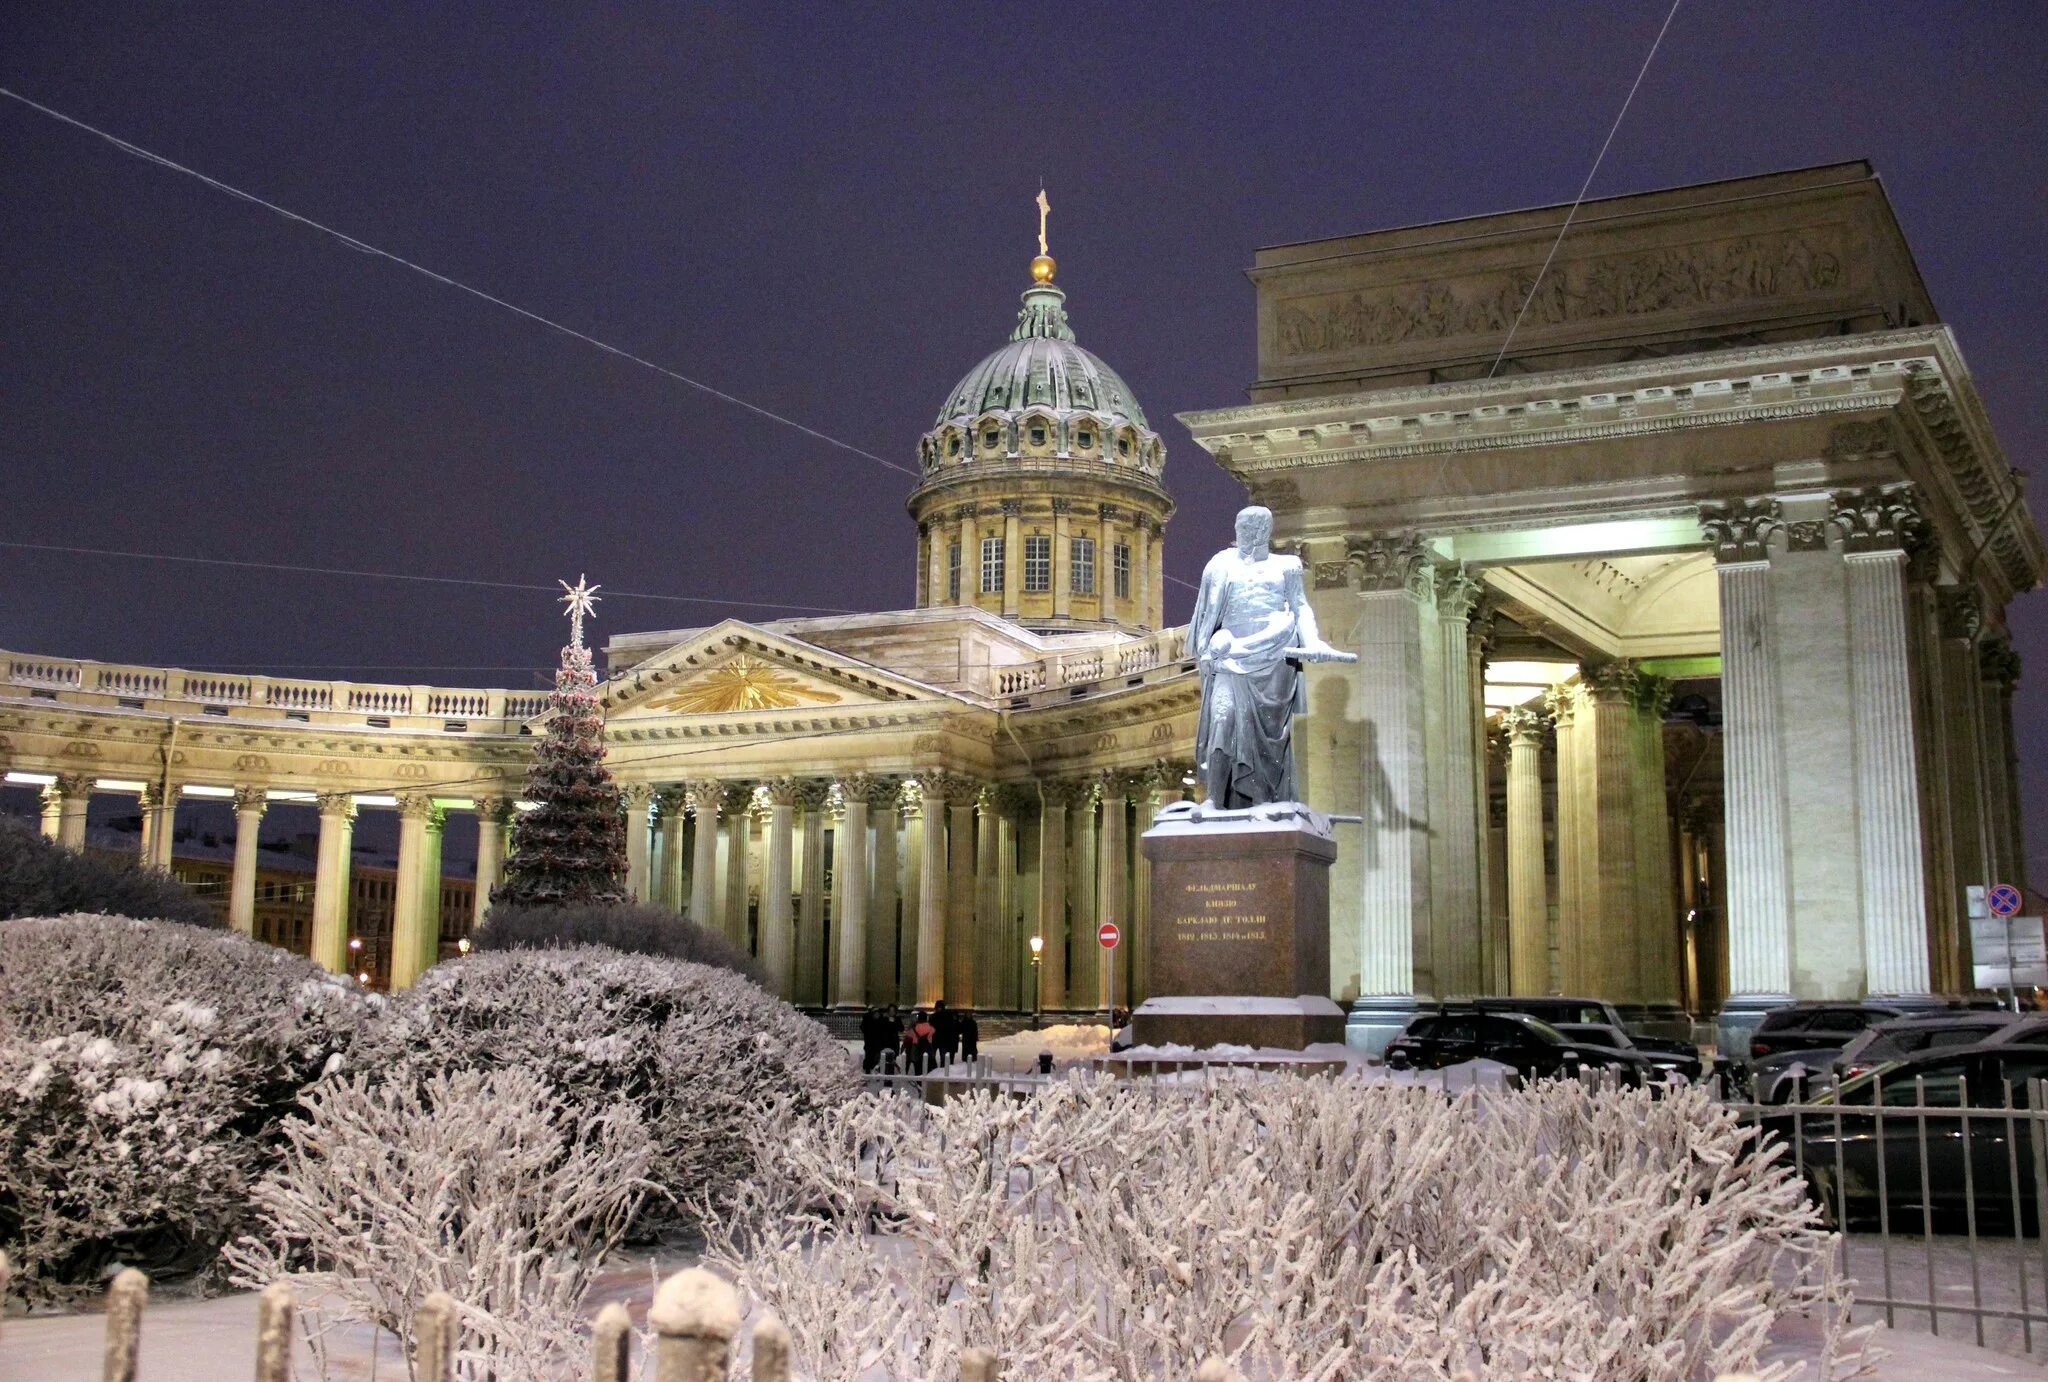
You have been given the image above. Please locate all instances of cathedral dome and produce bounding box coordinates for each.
[935,283,1149,430]
[907,246,1172,636]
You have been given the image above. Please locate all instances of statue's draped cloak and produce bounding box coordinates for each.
[1186,551,1308,809]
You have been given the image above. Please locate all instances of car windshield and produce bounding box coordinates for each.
[1559,1024,1631,1048]
[1521,1016,1569,1046]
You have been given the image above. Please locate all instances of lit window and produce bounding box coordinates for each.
[982,536,1006,594]
[1071,537,1096,595]
[1114,543,1131,599]
[1029,425,1047,447]
[1024,535,1051,592]
[947,544,962,603]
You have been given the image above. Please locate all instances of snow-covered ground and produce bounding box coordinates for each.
[5,1254,2040,1380]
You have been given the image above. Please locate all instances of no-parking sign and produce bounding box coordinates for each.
[1990,883,2023,917]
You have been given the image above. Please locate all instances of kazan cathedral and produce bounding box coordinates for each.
[2,163,2040,1048]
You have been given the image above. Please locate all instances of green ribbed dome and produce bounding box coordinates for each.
[935,283,1148,429]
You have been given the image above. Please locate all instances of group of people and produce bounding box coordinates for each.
[860,1000,979,1074]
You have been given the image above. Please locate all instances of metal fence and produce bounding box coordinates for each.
[1724,1074,2047,1356]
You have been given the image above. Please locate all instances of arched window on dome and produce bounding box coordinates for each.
[981,425,1002,453]
[1072,421,1096,453]
[1115,429,1134,461]
[946,431,963,460]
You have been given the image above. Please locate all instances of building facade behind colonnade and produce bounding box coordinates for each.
[2,163,2039,1047]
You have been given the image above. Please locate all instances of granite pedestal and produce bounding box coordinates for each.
[1131,802,1346,1051]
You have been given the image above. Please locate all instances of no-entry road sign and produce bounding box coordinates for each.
[1098,921,1121,949]
[1990,884,2024,917]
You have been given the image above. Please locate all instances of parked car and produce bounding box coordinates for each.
[1754,1010,2021,1102]
[1468,996,1701,1064]
[1386,1008,1664,1085]
[1743,1002,1918,1098]
[1553,1022,1702,1082]
[1758,1041,2048,1234]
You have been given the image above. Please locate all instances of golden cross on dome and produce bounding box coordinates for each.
[1036,188,1051,257]
[558,574,601,648]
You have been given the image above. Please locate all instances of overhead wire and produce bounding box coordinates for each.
[0,85,917,479]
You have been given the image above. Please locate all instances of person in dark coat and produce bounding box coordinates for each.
[959,1010,980,1062]
[858,1005,886,1072]
[932,1000,959,1064]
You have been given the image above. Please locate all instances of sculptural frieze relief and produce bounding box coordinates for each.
[1273,231,1846,358]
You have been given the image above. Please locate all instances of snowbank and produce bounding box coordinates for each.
[977,1022,1113,1061]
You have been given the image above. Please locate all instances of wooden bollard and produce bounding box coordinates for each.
[752,1313,793,1381]
[593,1301,633,1382]
[254,1281,295,1382]
[650,1267,742,1382]
[961,1345,1000,1380]
[415,1291,459,1381]
[102,1268,148,1382]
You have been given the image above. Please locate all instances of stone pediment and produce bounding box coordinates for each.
[600,622,935,720]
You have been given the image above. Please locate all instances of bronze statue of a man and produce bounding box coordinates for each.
[1186,505,1353,809]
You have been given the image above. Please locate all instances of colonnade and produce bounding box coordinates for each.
[33,778,515,986]
[621,767,1189,1009]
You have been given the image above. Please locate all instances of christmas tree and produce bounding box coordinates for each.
[493,576,629,907]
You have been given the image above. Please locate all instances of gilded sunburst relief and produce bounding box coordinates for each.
[648,655,844,713]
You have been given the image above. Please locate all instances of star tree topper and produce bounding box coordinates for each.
[559,574,601,648]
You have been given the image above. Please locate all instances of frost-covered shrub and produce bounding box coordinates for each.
[226,1068,653,1378]
[0,916,370,1301]
[707,1077,1860,1381]
[0,816,218,927]
[353,947,858,1226]
[474,899,759,981]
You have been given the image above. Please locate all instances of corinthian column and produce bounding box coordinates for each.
[473,797,513,924]
[622,784,654,903]
[686,781,722,933]
[1345,535,1433,1051]
[1432,567,1484,998]
[229,787,267,936]
[54,773,91,849]
[722,784,752,949]
[1700,500,1793,1037]
[38,783,63,840]
[1036,778,1073,1008]
[833,775,871,1008]
[140,782,181,871]
[946,782,979,1005]
[974,787,1004,1010]
[794,779,830,1005]
[1832,486,1933,996]
[391,794,439,989]
[309,792,356,973]
[914,772,950,1005]
[1067,780,1100,1011]
[761,779,798,998]
[867,779,902,1001]
[1502,708,1549,995]
[1097,770,1132,1020]
[655,788,686,910]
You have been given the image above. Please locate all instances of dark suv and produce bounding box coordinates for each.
[1469,996,1701,1064]
[1386,1008,1662,1084]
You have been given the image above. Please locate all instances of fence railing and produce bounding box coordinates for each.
[1722,1073,2048,1357]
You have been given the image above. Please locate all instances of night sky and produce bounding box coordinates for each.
[3,4,2044,877]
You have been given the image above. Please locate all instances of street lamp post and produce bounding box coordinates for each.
[1028,934,1044,1030]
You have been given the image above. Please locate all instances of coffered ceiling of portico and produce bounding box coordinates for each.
[1485,551,1718,660]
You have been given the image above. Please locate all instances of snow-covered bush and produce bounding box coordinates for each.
[0,816,218,927]
[226,1068,653,1378]
[706,1076,1859,1380]
[0,915,370,1301]
[475,899,760,981]
[352,947,859,1226]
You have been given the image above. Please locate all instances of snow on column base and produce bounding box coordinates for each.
[1132,994,1345,1051]
[1345,994,1422,1057]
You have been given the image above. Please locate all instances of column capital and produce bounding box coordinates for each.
[396,792,437,822]
[685,780,725,815]
[53,772,93,798]
[1500,705,1546,744]
[653,785,688,818]
[1036,775,1096,809]
[232,785,268,814]
[987,782,1036,815]
[316,791,357,821]
[1542,682,1580,726]
[1344,533,1432,594]
[620,782,654,809]
[476,795,516,825]
[1980,634,2022,689]
[835,772,878,807]
[1699,497,1781,564]
[140,781,183,810]
[718,782,755,815]
[1829,484,1925,555]
[1580,661,1639,703]
[1094,766,1152,802]
[864,775,903,811]
[763,776,802,808]
[1635,672,1674,718]
[1433,566,1483,621]
[1936,586,1983,641]
[1000,498,1023,516]
[791,777,832,812]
